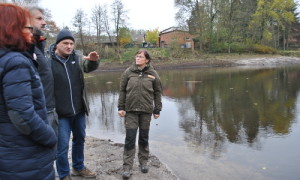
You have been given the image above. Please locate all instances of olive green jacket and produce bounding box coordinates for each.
[118,63,162,114]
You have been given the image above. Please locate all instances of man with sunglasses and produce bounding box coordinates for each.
[29,6,58,136]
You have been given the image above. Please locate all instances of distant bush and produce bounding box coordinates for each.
[210,43,227,53]
[252,44,277,54]
[169,48,199,59]
[121,48,140,61]
[106,48,172,62]
[99,47,118,61]
[145,48,170,60]
[229,42,252,53]
[209,42,251,53]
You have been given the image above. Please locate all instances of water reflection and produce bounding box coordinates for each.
[168,67,298,158]
[85,72,125,142]
[85,66,300,180]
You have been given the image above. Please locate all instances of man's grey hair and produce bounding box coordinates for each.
[28,6,44,15]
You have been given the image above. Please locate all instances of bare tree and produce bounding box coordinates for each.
[102,4,114,49]
[91,4,105,46]
[73,9,87,54]
[111,0,127,57]
[175,0,196,28]
[176,0,209,50]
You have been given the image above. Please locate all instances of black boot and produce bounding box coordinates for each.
[140,163,149,173]
[122,167,131,179]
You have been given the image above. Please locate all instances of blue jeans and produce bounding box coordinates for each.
[56,112,86,178]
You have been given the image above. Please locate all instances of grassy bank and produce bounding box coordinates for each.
[279,50,300,57]
[100,48,300,62]
[96,48,300,71]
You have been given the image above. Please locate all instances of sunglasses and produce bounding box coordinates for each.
[24,26,34,33]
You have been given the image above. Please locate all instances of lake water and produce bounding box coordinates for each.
[85,65,300,180]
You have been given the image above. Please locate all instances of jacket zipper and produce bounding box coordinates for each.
[137,71,143,109]
[63,63,76,115]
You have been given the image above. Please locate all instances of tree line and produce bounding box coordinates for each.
[4,0,300,57]
[175,0,300,53]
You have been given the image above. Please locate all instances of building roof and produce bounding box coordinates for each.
[159,27,188,34]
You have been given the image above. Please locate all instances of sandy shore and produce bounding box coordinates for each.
[59,136,178,180]
[60,54,300,180]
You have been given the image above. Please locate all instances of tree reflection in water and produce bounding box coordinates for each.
[162,67,298,157]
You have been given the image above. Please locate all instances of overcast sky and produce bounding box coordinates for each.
[40,0,177,31]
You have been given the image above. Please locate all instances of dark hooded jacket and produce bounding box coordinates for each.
[33,31,55,111]
[118,63,162,114]
[0,48,57,180]
[49,44,99,117]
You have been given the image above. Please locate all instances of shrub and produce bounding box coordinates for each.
[210,42,227,53]
[252,44,277,54]
[121,48,140,61]
[101,47,118,60]
[229,42,252,53]
[210,42,252,53]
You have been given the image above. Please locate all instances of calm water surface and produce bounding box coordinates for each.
[85,65,300,180]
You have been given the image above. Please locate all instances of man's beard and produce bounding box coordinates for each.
[33,28,44,36]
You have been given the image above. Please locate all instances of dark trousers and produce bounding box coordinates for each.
[47,108,58,137]
[123,112,151,169]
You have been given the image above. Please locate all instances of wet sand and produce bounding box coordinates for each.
[57,136,178,180]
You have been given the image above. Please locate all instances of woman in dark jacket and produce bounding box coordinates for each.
[118,50,162,178]
[0,4,57,180]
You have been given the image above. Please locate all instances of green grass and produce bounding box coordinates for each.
[278,50,300,57]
